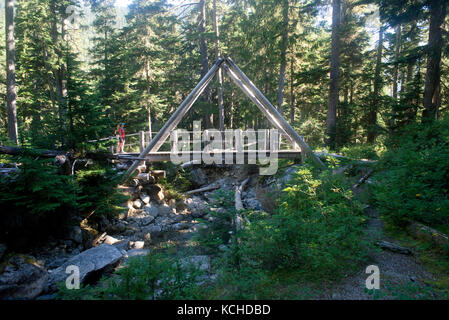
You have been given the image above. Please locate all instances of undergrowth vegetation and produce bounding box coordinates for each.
[200,165,369,298]
[0,154,125,248]
[371,117,449,232]
[56,252,207,300]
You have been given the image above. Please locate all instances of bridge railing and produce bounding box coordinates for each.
[89,130,302,154]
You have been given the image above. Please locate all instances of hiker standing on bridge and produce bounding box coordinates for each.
[115,123,126,153]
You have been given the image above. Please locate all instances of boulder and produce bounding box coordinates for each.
[140,225,162,238]
[143,205,159,218]
[185,196,208,218]
[140,216,155,226]
[159,204,175,216]
[113,239,130,252]
[143,184,164,202]
[103,235,120,245]
[126,249,150,259]
[243,198,263,211]
[140,193,151,204]
[47,244,123,292]
[133,199,143,209]
[189,168,207,187]
[170,223,190,231]
[131,241,145,249]
[65,226,83,244]
[0,256,48,299]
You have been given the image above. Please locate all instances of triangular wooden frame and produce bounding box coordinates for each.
[125,57,324,178]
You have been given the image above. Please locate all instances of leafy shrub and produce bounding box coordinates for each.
[231,167,367,280]
[372,117,449,229]
[340,144,384,160]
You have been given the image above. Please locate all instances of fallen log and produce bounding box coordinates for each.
[352,169,374,189]
[375,240,413,255]
[0,145,71,158]
[408,222,449,249]
[316,152,377,165]
[180,160,201,169]
[235,177,251,230]
[185,184,219,195]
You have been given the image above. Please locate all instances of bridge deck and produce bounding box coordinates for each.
[114,150,303,162]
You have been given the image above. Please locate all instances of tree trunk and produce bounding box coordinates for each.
[290,55,295,123]
[276,0,289,115]
[325,0,341,149]
[199,0,213,128]
[5,0,18,145]
[213,0,224,134]
[392,24,401,100]
[367,26,383,143]
[145,59,152,141]
[422,0,447,121]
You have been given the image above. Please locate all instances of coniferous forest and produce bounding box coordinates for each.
[1,0,449,302]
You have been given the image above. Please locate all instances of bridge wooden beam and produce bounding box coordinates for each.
[224,57,325,169]
[123,58,225,180]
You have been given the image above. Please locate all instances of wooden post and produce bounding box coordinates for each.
[145,131,150,148]
[139,130,145,153]
[171,130,178,153]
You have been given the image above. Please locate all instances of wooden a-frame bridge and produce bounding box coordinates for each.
[113,57,325,178]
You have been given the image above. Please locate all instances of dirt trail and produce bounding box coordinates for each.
[320,184,436,300]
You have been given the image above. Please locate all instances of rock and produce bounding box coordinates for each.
[127,207,137,218]
[126,249,150,258]
[140,225,162,238]
[159,204,174,216]
[66,226,83,244]
[143,205,159,218]
[140,193,150,204]
[244,198,263,210]
[47,244,123,292]
[179,255,210,272]
[152,170,166,180]
[140,216,155,226]
[45,258,68,270]
[131,241,145,249]
[185,196,208,218]
[113,240,130,251]
[103,235,120,245]
[0,244,6,261]
[278,165,302,187]
[143,184,164,202]
[107,221,126,234]
[126,200,134,209]
[170,223,190,231]
[190,168,207,187]
[0,256,49,299]
[133,199,143,209]
[168,199,176,207]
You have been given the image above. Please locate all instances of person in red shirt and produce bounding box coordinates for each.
[114,123,126,153]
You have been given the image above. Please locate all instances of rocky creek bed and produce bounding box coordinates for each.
[0,162,274,300]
